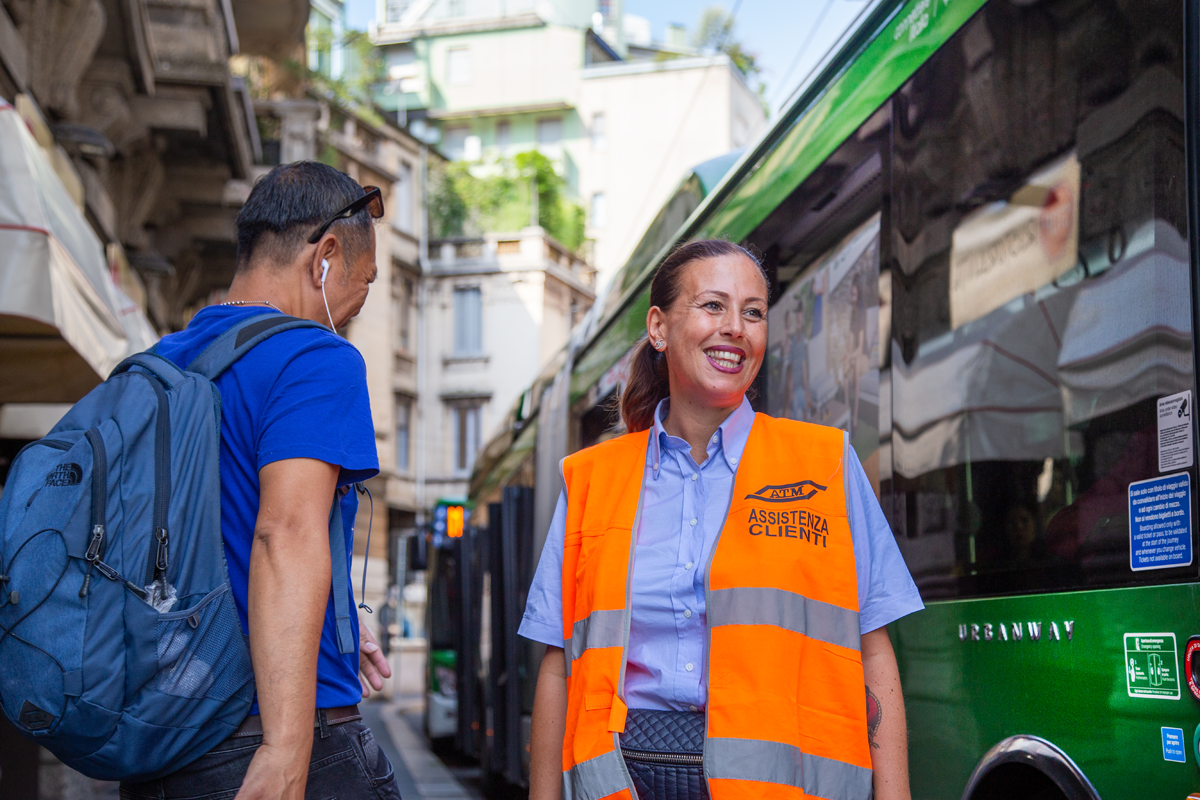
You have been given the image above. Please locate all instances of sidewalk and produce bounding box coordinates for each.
[364,698,483,800]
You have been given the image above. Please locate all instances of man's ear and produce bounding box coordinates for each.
[310,235,339,288]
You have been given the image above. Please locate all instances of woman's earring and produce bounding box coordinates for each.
[654,339,665,350]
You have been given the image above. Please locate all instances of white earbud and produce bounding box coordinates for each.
[319,258,337,332]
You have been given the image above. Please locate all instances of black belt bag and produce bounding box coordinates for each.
[619,709,710,800]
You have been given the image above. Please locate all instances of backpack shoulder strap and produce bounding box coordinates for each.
[111,351,187,389]
[185,313,328,381]
[328,496,356,655]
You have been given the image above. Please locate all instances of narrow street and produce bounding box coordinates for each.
[363,698,484,800]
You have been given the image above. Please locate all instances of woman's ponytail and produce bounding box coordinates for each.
[617,239,766,433]
[620,337,670,432]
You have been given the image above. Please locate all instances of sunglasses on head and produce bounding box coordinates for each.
[307,185,385,244]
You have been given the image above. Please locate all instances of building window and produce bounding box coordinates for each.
[453,403,482,473]
[446,0,465,16]
[591,192,607,228]
[401,277,414,351]
[591,112,606,150]
[443,126,469,159]
[393,162,413,234]
[395,397,411,472]
[536,117,562,146]
[393,275,414,352]
[453,285,482,354]
[463,135,481,161]
[384,0,412,24]
[307,10,334,77]
[447,47,471,86]
[495,120,510,148]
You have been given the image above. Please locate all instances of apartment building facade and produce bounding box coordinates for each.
[420,226,595,505]
[372,0,766,282]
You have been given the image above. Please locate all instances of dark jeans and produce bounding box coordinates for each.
[119,720,401,800]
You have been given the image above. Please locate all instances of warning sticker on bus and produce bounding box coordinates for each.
[1125,633,1180,700]
[1158,390,1193,472]
[1129,473,1192,571]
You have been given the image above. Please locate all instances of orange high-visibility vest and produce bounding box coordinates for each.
[559,413,871,800]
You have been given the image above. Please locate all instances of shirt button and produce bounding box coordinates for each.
[689,518,697,526]
[684,609,692,619]
[691,473,698,481]
[729,456,738,464]
[689,705,699,712]
[685,562,693,570]
[653,462,659,470]
[685,663,694,672]
[711,434,718,443]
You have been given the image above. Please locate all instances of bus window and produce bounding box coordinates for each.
[888,0,1193,598]
[754,103,893,497]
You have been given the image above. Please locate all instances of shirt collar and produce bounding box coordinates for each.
[649,395,756,477]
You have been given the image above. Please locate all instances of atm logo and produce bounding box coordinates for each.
[45,463,82,487]
[744,481,826,503]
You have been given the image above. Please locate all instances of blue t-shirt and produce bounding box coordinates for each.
[156,306,379,711]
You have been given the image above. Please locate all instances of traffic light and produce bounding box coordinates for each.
[447,505,464,538]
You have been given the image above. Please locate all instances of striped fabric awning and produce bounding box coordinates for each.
[0,101,157,405]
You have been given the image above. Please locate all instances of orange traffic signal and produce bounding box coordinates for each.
[447,505,464,538]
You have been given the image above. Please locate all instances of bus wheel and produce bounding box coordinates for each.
[962,735,1099,800]
[966,763,1066,800]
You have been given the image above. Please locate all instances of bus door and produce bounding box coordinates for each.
[485,485,534,786]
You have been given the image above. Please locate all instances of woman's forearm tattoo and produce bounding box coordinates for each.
[866,685,882,749]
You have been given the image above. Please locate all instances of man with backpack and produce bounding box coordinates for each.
[122,161,398,799]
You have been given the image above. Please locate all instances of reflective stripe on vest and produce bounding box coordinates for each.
[565,608,626,677]
[707,586,860,652]
[705,739,873,800]
[562,749,633,800]
[561,416,872,799]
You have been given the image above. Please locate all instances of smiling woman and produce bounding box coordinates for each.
[523,239,924,800]
[620,239,767,439]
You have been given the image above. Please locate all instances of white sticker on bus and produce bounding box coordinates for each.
[1125,633,1181,700]
[1158,390,1193,472]
[1129,474,1192,571]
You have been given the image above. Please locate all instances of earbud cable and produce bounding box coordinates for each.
[321,281,337,332]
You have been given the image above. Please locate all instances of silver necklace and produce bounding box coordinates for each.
[220,300,280,311]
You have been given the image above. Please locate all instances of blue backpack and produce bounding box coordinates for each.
[0,314,359,781]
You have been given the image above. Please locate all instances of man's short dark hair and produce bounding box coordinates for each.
[235,161,374,272]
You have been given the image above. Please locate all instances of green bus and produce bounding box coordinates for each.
[455,0,1200,795]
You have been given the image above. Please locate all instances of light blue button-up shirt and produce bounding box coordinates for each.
[518,397,923,712]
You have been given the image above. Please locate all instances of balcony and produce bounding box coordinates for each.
[429,227,596,292]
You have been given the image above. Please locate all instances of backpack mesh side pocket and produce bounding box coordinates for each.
[153,587,251,701]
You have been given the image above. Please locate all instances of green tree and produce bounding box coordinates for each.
[428,159,471,238]
[428,151,587,252]
[514,151,586,251]
[342,30,386,101]
[692,6,761,79]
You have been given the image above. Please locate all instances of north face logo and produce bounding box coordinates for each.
[45,463,82,487]
[744,480,826,503]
